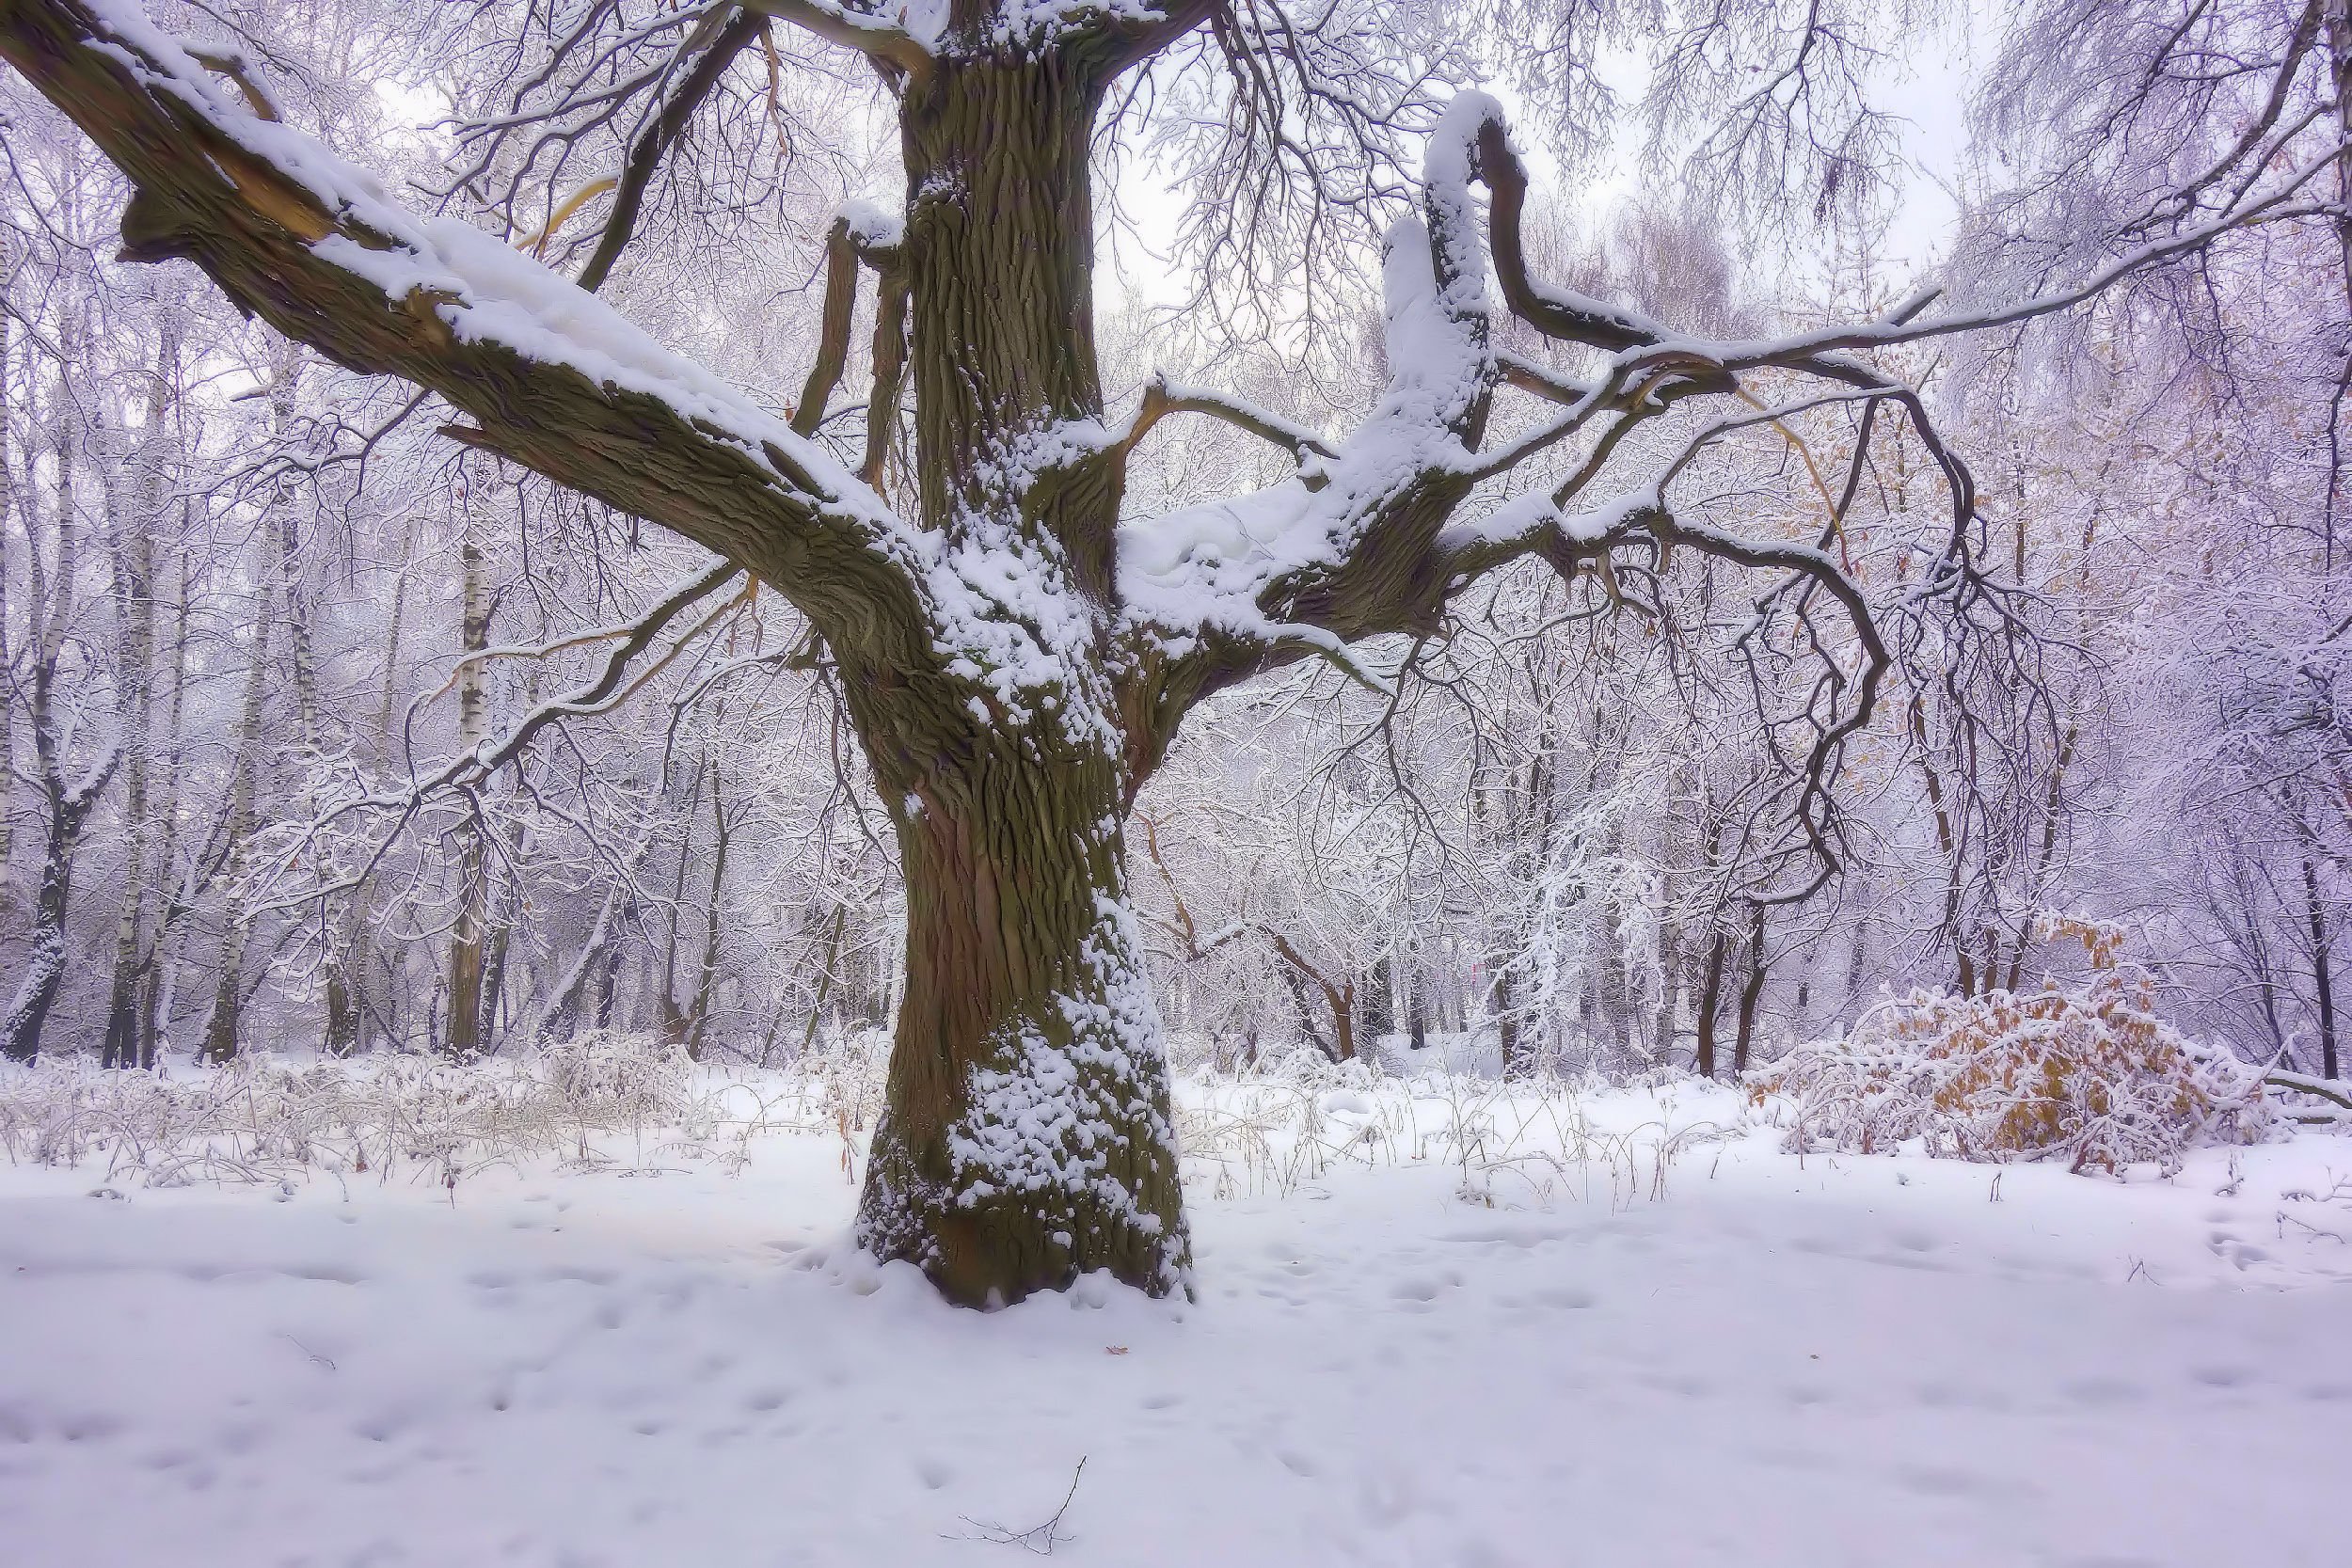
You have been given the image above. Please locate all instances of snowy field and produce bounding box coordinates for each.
[2,1060,2348,1568]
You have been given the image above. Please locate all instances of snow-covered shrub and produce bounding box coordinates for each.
[1256,1042,1384,1091]
[1749,917,2274,1175]
[536,1030,694,1124]
[771,1023,892,1132]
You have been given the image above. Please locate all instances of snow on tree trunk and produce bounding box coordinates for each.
[851,129,1193,1297]
[855,718,1188,1306]
[7,364,105,1065]
[4,800,77,1062]
[834,55,1191,1305]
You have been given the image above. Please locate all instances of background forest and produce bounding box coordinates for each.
[0,0,2341,1091]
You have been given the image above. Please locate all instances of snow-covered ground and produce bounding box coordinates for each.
[2,1068,2348,1567]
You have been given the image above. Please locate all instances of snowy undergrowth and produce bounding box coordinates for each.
[0,1034,824,1193]
[0,1026,2315,1210]
[0,1028,1750,1217]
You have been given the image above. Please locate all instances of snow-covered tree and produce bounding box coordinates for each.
[2,0,2339,1307]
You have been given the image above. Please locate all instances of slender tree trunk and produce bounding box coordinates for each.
[1694,925,1727,1079]
[201,595,273,1065]
[1600,907,1631,1062]
[2329,2,2352,308]
[1909,691,1976,994]
[657,756,704,1050]
[326,516,413,1056]
[101,300,177,1068]
[590,925,625,1032]
[443,512,492,1057]
[140,503,196,1056]
[1841,921,1867,1019]
[1733,906,1769,1076]
[5,374,102,1063]
[1267,927,1356,1064]
[5,776,83,1061]
[0,305,15,892]
[682,781,733,1062]
[1494,969,1519,1074]
[2327,0,2352,568]
[1653,916,1681,1064]
[2306,855,2341,1081]
[470,664,539,1056]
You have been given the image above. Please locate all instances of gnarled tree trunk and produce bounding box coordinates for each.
[837,53,1191,1304]
[852,714,1187,1306]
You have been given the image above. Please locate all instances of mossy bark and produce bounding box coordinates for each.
[853,725,1188,1306]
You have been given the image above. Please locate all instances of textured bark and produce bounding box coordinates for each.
[851,720,1188,1307]
[898,54,1112,588]
[98,399,159,1068]
[101,300,180,1069]
[833,51,1194,1303]
[444,520,492,1057]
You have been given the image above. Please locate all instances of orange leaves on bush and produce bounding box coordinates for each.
[1750,921,2271,1176]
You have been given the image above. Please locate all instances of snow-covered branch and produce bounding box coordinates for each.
[739,0,934,78]
[0,0,931,651]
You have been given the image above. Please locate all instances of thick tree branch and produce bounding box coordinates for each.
[1111,91,1926,892]
[794,203,905,449]
[1089,0,1217,78]
[181,43,276,119]
[0,0,930,662]
[862,255,909,487]
[738,0,930,80]
[793,214,863,437]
